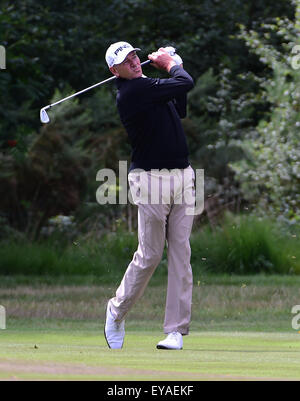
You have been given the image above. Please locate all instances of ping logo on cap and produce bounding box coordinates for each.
[114,44,130,56]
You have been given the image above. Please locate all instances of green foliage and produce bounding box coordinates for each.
[1,214,299,277]
[0,89,92,238]
[0,231,138,282]
[231,1,300,223]
[191,213,300,274]
[186,66,265,215]
[0,0,294,141]
[1,0,299,241]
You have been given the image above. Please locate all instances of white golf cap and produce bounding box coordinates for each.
[105,41,141,67]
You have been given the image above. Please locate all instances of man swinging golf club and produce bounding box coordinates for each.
[104,41,195,350]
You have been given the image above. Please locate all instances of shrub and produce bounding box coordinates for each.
[0,214,299,277]
[191,213,300,274]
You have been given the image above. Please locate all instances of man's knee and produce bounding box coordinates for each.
[143,250,163,269]
[133,248,163,270]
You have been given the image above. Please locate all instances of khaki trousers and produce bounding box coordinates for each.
[110,166,195,335]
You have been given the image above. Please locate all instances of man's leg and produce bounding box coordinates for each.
[163,204,194,335]
[109,202,168,322]
[163,168,195,335]
[105,170,170,348]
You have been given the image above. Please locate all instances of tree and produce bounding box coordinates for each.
[231,0,300,223]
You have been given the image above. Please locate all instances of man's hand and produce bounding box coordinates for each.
[148,48,177,73]
[164,47,183,68]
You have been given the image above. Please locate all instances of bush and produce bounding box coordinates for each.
[0,214,299,278]
[0,229,139,282]
[191,213,300,274]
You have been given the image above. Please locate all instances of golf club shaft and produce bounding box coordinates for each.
[45,59,151,110]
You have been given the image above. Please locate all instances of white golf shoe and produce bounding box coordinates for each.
[104,302,125,349]
[156,332,183,350]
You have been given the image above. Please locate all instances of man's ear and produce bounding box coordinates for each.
[110,66,120,77]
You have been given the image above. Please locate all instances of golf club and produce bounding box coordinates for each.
[40,59,152,124]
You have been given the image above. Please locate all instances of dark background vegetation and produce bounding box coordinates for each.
[0,0,299,277]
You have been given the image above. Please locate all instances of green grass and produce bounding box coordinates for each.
[1,272,300,287]
[0,274,300,380]
[0,328,299,380]
[1,274,300,331]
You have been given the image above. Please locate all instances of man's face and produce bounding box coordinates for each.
[110,51,142,80]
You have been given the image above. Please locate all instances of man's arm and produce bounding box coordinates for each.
[134,49,194,104]
[172,95,187,118]
[138,64,194,104]
[172,60,188,118]
[150,48,193,103]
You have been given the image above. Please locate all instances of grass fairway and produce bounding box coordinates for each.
[0,328,299,381]
[0,275,300,381]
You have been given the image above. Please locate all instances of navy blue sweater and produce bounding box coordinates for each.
[115,65,194,171]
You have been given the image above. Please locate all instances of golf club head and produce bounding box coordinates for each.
[40,108,50,124]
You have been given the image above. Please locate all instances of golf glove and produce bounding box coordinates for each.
[164,46,183,66]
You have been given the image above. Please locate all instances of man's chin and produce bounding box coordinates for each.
[126,69,142,80]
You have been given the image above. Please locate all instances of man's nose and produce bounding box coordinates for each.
[131,59,139,68]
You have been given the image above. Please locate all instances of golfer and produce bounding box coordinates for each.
[104,42,195,350]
